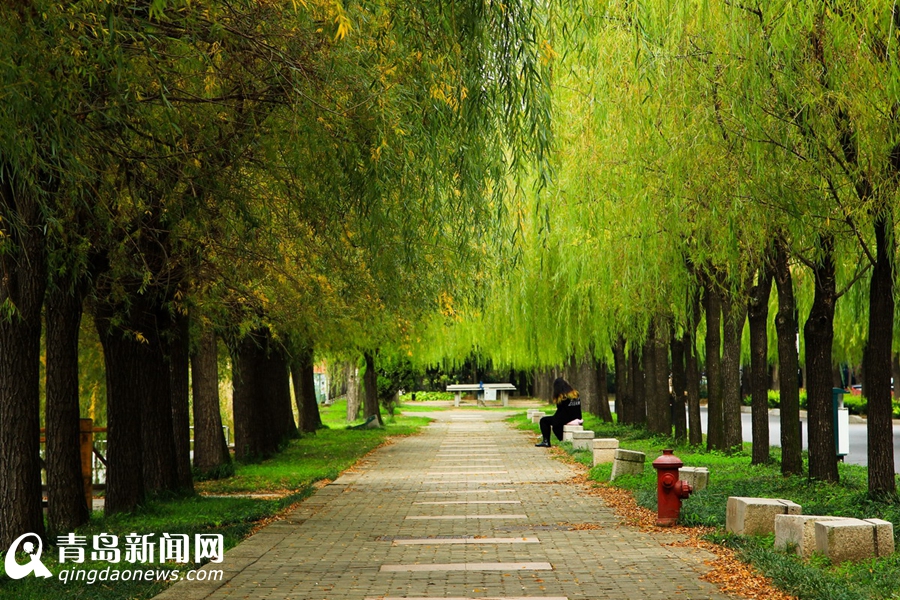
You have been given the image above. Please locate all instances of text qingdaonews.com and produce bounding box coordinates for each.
[57,566,225,585]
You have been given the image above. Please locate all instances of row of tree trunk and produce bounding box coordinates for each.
[550,230,895,497]
[612,323,699,443]
[32,294,325,546]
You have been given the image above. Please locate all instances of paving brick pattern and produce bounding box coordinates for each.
[154,411,733,600]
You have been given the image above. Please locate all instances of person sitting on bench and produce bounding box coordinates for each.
[535,377,582,448]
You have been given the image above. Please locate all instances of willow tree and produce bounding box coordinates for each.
[687,0,900,487]
[0,0,92,545]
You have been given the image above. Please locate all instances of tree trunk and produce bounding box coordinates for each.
[630,346,646,424]
[642,334,658,431]
[265,345,297,442]
[45,282,89,533]
[97,298,183,507]
[95,309,144,514]
[577,357,599,417]
[704,279,724,450]
[0,178,47,545]
[774,238,803,475]
[596,360,613,422]
[623,349,636,424]
[292,346,322,434]
[232,330,280,460]
[721,290,747,453]
[685,290,703,445]
[191,328,230,474]
[612,339,628,422]
[832,366,844,388]
[139,308,180,494]
[685,331,703,446]
[646,322,672,436]
[169,312,194,492]
[671,331,687,443]
[803,236,839,483]
[363,352,383,426]
[865,213,895,495]
[346,363,361,422]
[748,266,773,465]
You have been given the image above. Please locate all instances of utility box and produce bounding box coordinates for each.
[832,387,849,459]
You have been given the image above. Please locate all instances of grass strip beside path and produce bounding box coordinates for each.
[514,412,900,600]
[0,406,432,600]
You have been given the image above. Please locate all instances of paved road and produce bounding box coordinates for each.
[696,407,900,472]
[155,410,732,600]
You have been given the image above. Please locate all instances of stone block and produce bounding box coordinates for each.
[610,449,646,480]
[530,412,546,424]
[592,438,619,466]
[815,518,894,563]
[571,430,594,450]
[526,409,539,420]
[774,515,845,557]
[678,467,709,492]
[725,497,802,536]
[562,424,583,442]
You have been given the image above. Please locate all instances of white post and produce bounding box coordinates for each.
[454,392,461,407]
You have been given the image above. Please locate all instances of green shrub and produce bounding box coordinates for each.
[831,395,900,418]
[400,391,455,401]
[743,389,807,410]
[842,395,866,415]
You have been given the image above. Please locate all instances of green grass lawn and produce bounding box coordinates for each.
[0,405,431,600]
[514,413,900,600]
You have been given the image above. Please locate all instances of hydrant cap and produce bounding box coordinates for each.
[652,449,684,470]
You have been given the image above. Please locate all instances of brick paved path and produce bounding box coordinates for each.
[156,410,733,600]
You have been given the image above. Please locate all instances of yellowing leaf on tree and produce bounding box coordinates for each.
[540,40,557,65]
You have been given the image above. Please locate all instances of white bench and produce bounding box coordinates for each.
[815,518,894,563]
[610,449,646,480]
[592,439,619,466]
[446,383,517,407]
[562,424,583,442]
[726,497,802,536]
[678,467,710,492]
[484,383,516,406]
[446,384,481,407]
[774,515,846,557]
[571,430,595,450]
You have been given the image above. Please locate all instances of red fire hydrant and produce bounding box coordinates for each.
[652,449,693,527]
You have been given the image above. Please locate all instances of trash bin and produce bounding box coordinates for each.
[832,387,849,459]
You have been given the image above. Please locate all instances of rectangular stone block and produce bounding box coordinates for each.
[571,430,594,450]
[610,449,645,480]
[592,438,619,466]
[815,518,895,563]
[726,497,802,536]
[530,412,546,424]
[774,515,845,557]
[562,424,583,442]
[678,466,709,492]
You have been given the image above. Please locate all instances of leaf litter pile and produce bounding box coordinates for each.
[551,447,795,600]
